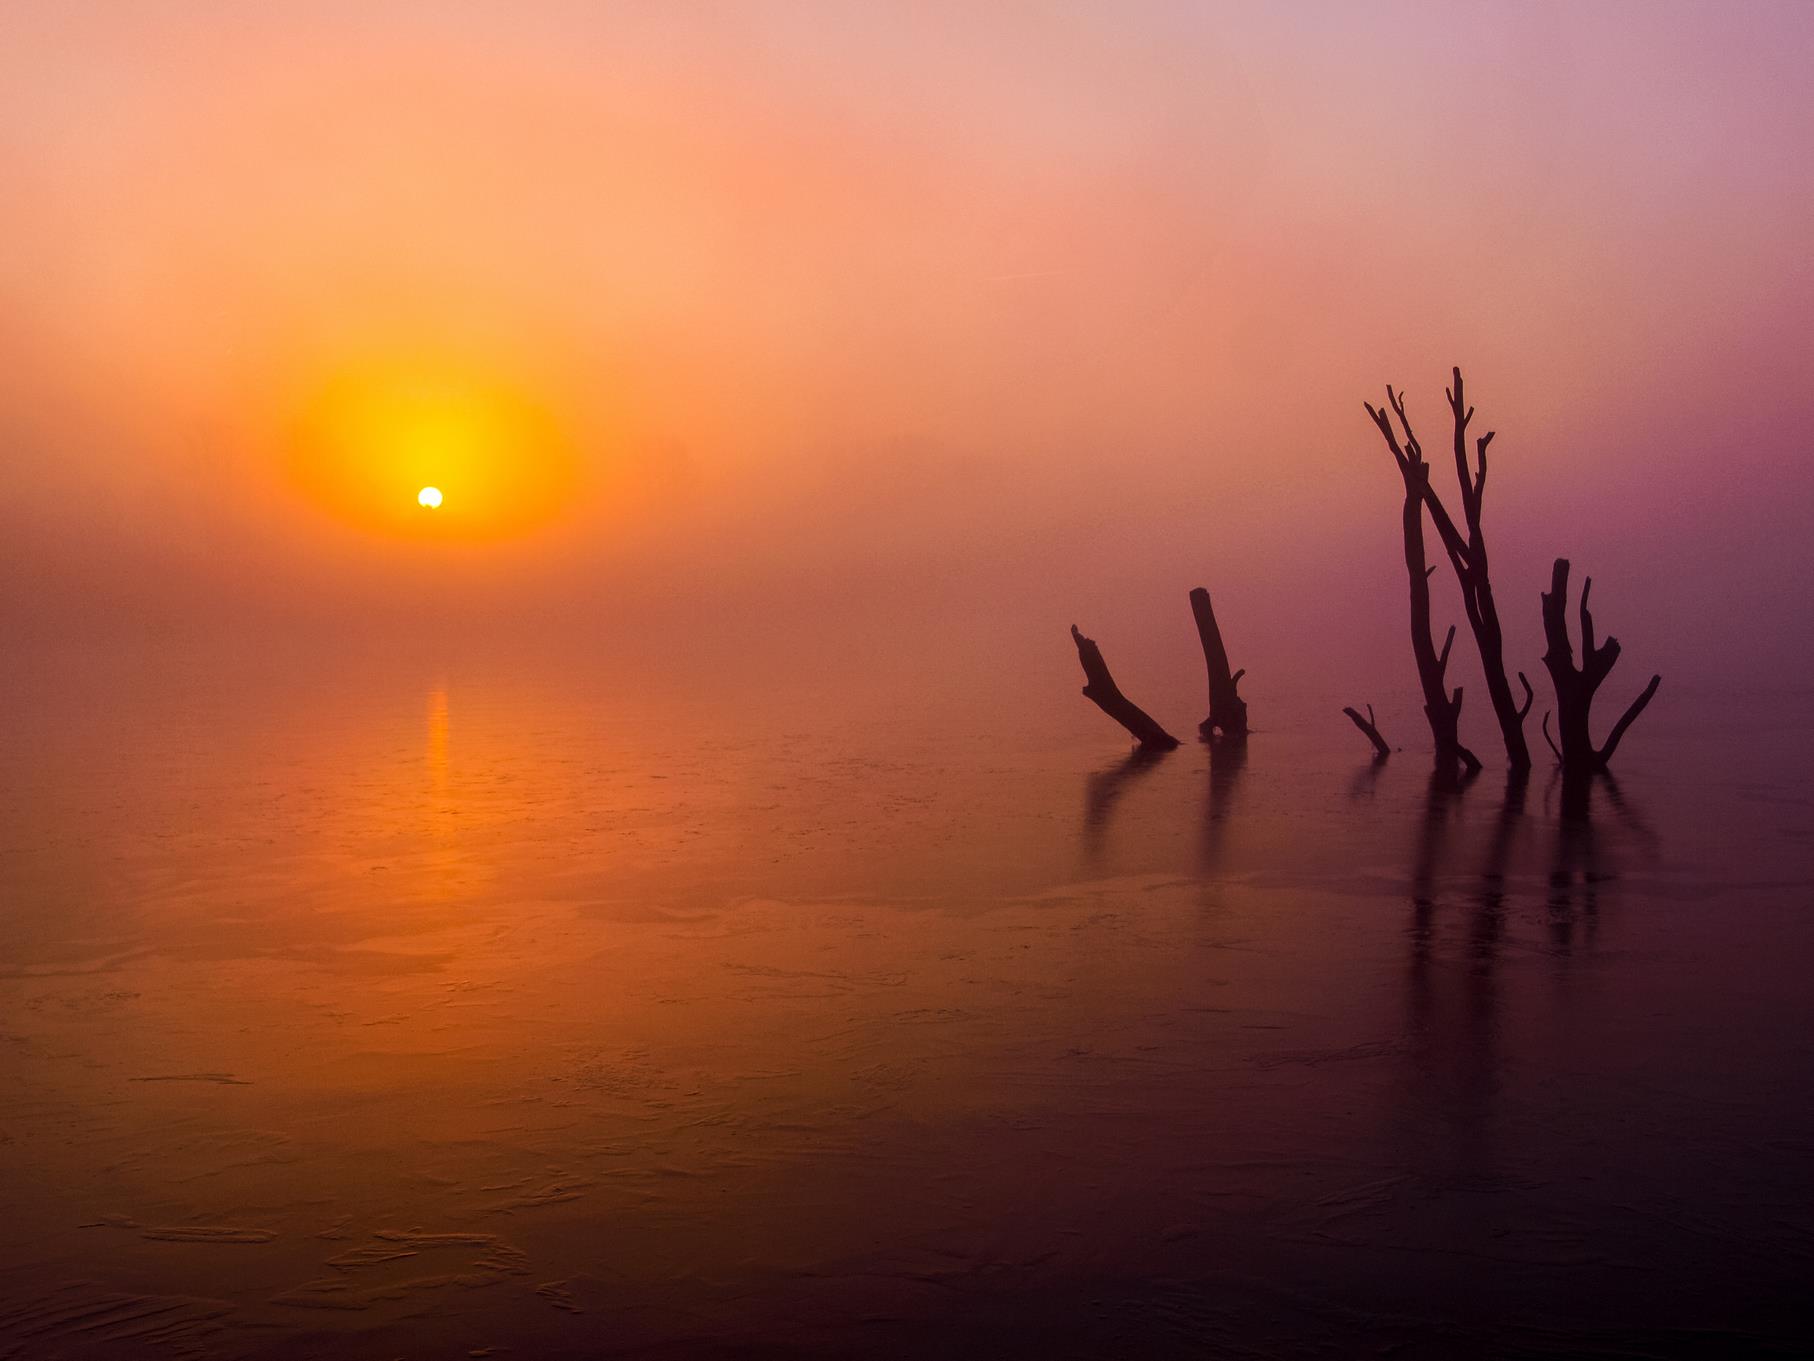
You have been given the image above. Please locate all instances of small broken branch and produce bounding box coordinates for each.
[1189,587,1249,740]
[1070,625,1180,751]
[1342,704,1392,759]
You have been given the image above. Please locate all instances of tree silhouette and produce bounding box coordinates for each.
[1366,369,1532,770]
[1365,385,1484,774]
[1538,559,1661,770]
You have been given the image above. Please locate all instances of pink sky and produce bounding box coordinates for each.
[3,2,1810,696]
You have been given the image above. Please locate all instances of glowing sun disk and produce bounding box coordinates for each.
[285,354,582,540]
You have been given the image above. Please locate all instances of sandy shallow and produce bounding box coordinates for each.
[1,667,1810,1358]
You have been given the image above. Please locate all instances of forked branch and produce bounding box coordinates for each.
[1342,704,1392,760]
[1366,368,1529,770]
[1538,558,1661,770]
[1363,391,1481,774]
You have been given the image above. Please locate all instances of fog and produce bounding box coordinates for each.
[5,1,1812,710]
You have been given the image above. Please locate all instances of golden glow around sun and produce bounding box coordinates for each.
[284,349,582,541]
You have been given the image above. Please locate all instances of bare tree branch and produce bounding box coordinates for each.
[1375,369,1530,769]
[1596,673,1662,768]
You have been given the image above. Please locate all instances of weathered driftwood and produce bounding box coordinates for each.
[1189,587,1248,740]
[1070,625,1180,751]
[1538,558,1661,771]
[1342,704,1392,759]
[1366,369,1532,770]
[1364,394,1483,774]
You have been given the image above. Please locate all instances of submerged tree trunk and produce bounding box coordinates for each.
[1366,369,1532,770]
[1438,370,1531,771]
[1538,559,1661,771]
[1364,398,1483,774]
[1070,625,1180,751]
[1189,587,1248,740]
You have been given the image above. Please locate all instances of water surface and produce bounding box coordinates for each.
[2,665,1810,1357]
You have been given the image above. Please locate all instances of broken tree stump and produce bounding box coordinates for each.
[1538,558,1661,771]
[1189,587,1248,740]
[1070,625,1180,751]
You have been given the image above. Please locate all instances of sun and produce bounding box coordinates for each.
[284,349,584,539]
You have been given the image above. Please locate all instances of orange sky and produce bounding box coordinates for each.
[3,2,1811,691]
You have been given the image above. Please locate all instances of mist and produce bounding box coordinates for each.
[5,1,1812,705]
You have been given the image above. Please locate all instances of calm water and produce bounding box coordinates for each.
[1,662,1811,1358]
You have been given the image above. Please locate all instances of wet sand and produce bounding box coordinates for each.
[1,667,1810,1358]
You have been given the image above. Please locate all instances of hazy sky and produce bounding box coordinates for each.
[3,1,1810,698]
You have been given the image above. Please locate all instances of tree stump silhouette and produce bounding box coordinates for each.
[1070,625,1180,751]
[1189,587,1248,740]
[1538,558,1661,770]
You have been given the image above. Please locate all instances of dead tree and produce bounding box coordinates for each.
[1364,395,1484,774]
[1189,587,1248,740]
[1070,625,1180,751]
[1342,704,1392,759]
[1538,559,1661,771]
[1366,370,1533,770]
